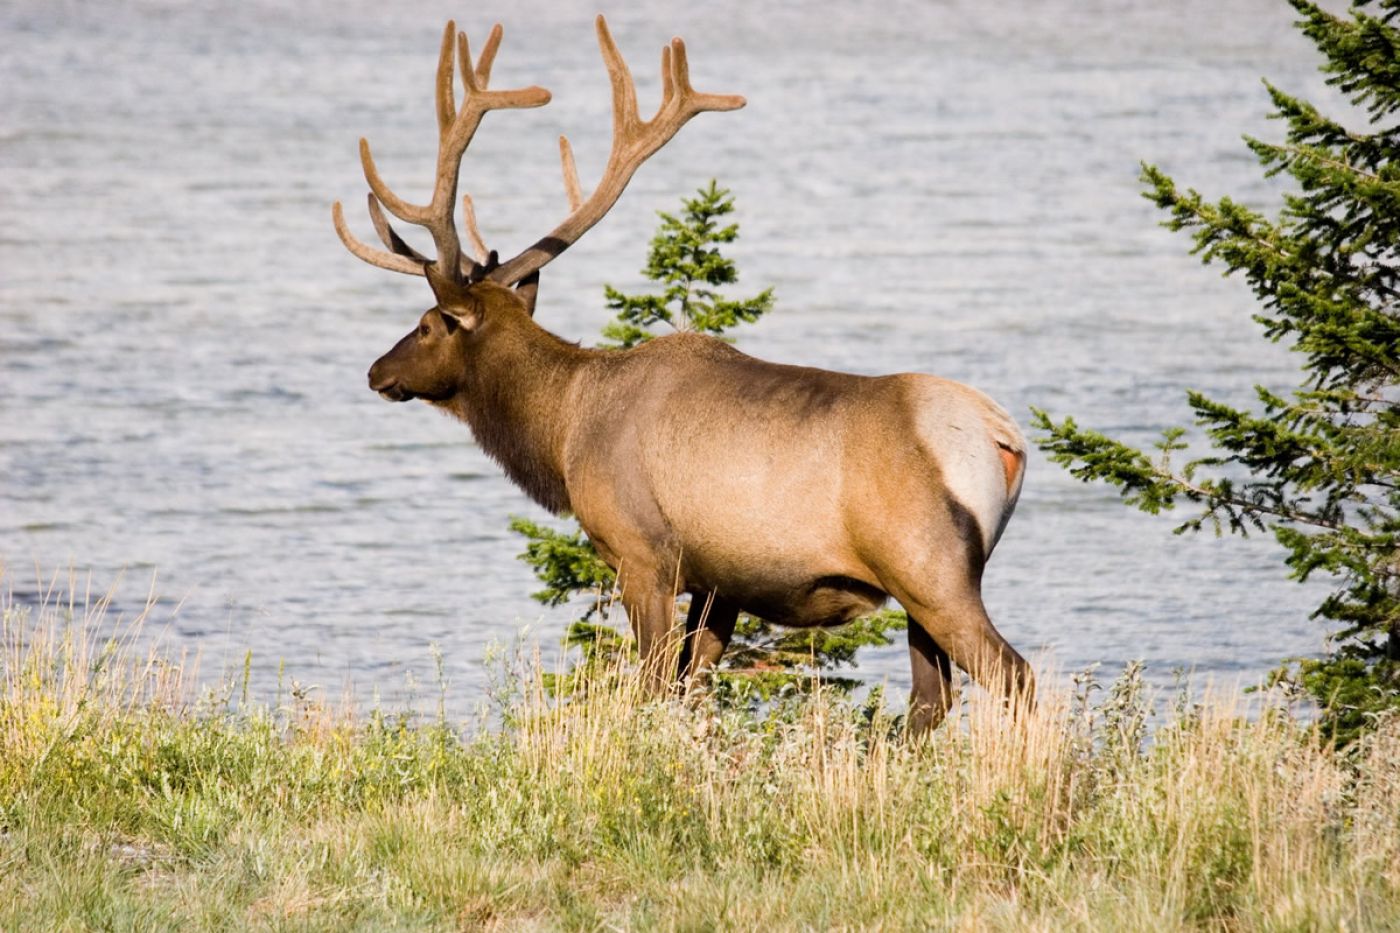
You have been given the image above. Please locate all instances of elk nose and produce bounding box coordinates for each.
[368,361,411,402]
[367,361,386,391]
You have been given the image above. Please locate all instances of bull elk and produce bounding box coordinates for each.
[333,17,1033,732]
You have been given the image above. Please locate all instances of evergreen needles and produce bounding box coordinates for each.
[1033,0,1400,743]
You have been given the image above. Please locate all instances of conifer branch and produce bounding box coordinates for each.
[1045,0,1400,743]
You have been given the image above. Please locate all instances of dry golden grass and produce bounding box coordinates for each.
[1,570,1397,930]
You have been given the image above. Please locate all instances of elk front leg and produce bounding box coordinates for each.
[678,593,739,687]
[618,568,684,696]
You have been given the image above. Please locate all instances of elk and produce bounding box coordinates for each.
[333,17,1033,732]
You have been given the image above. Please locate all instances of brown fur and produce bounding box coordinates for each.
[368,268,1033,734]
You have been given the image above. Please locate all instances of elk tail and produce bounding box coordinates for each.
[985,406,1026,556]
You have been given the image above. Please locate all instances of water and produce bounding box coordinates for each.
[1,0,1338,710]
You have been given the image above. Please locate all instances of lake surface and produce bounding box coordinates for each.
[1,0,1339,711]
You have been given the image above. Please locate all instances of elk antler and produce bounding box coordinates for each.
[488,15,745,287]
[332,22,550,280]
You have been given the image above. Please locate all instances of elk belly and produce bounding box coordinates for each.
[742,575,889,629]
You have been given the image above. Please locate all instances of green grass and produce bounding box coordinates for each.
[2,575,1398,931]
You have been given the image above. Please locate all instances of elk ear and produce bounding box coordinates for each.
[436,300,483,333]
[515,270,541,317]
[437,306,464,333]
[425,261,483,331]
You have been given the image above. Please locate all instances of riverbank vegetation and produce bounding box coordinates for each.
[3,585,1398,931]
[1035,0,1400,742]
[6,5,1398,925]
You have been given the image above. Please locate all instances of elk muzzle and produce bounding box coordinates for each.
[368,356,413,402]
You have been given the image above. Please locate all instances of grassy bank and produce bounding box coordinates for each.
[2,583,1398,931]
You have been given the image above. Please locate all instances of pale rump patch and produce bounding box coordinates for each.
[909,378,1027,560]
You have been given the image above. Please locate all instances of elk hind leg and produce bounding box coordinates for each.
[678,593,739,688]
[907,621,957,736]
[890,576,1033,722]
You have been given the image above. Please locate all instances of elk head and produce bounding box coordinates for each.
[333,16,746,404]
[365,265,512,403]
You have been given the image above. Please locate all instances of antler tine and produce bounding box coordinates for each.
[469,24,503,91]
[358,138,433,225]
[559,136,583,211]
[460,193,490,264]
[337,21,550,281]
[332,199,425,276]
[368,193,432,264]
[597,16,641,136]
[652,37,745,137]
[668,37,745,115]
[664,40,683,108]
[435,21,456,135]
[671,38,691,99]
[490,15,744,287]
[456,29,479,95]
[659,44,675,104]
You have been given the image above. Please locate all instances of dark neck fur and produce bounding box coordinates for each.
[439,311,590,515]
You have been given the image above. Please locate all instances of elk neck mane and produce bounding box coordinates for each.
[438,306,592,515]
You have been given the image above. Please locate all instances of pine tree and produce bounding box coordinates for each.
[510,182,906,701]
[1033,0,1399,743]
[599,180,774,348]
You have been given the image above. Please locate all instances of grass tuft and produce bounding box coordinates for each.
[1,574,1397,930]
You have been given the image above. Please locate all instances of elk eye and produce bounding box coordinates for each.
[419,323,430,337]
